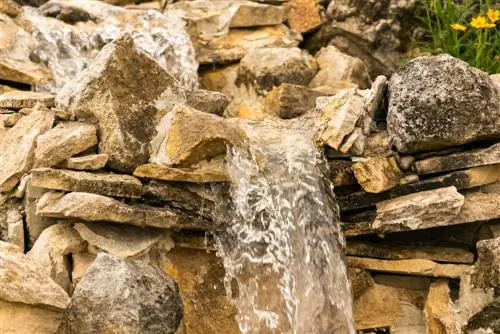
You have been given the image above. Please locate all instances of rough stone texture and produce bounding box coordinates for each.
[491,73,500,91]
[0,104,54,192]
[134,162,229,183]
[0,198,24,249]
[454,191,500,226]
[372,187,465,234]
[415,143,500,175]
[56,34,186,172]
[329,160,356,187]
[2,112,23,127]
[59,154,108,170]
[424,279,460,334]
[287,0,322,33]
[264,83,325,119]
[236,47,318,94]
[37,192,214,230]
[199,64,239,98]
[194,24,301,65]
[24,181,57,247]
[465,298,500,334]
[0,91,55,109]
[472,237,500,289]
[71,251,96,287]
[34,122,97,168]
[347,267,374,300]
[31,168,143,198]
[57,252,183,334]
[352,157,403,193]
[27,223,86,292]
[0,0,21,17]
[150,104,246,166]
[387,55,500,154]
[186,89,230,116]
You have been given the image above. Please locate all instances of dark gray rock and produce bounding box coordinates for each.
[57,252,183,334]
[466,298,500,334]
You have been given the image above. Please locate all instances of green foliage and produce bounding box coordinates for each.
[418,0,500,73]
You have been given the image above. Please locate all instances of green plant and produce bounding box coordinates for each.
[418,0,500,73]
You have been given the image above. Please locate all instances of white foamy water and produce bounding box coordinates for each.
[215,119,355,334]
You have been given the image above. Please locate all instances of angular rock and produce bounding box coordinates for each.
[388,55,500,154]
[0,104,54,192]
[34,122,97,168]
[352,157,403,193]
[236,47,318,94]
[194,24,301,65]
[71,251,96,286]
[372,187,465,234]
[287,0,322,33]
[0,91,55,109]
[149,104,245,166]
[186,89,230,116]
[425,279,460,334]
[2,112,22,127]
[373,274,432,291]
[134,161,229,183]
[329,160,356,186]
[347,257,469,279]
[24,181,56,247]
[59,154,108,170]
[56,34,186,172]
[57,252,183,334]
[415,143,500,175]
[454,191,500,226]
[199,64,239,98]
[27,223,86,292]
[36,192,214,230]
[465,298,500,334]
[31,168,143,198]
[264,83,325,119]
[361,131,392,158]
[0,198,24,249]
[472,237,500,289]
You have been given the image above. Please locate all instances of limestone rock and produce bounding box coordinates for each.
[71,252,96,286]
[0,198,24,249]
[27,223,86,292]
[56,34,186,172]
[186,89,230,116]
[31,168,143,198]
[387,55,500,154]
[362,131,392,157]
[264,83,325,119]
[287,0,322,33]
[59,154,108,170]
[0,0,21,17]
[454,191,500,226]
[24,181,57,247]
[352,157,403,193]
[57,252,183,334]
[150,104,246,166]
[0,91,55,109]
[0,104,54,192]
[34,122,97,168]
[199,64,239,98]
[2,112,22,127]
[37,192,214,230]
[424,279,460,334]
[372,187,465,234]
[472,237,500,289]
[134,161,229,183]
[236,47,318,94]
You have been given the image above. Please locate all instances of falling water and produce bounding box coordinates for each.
[215,119,355,334]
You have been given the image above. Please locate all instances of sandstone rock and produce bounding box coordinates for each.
[186,89,230,116]
[352,157,403,193]
[491,73,500,91]
[454,191,500,226]
[32,168,143,198]
[59,154,108,170]
[287,0,322,33]
[0,198,24,249]
[27,223,86,292]
[0,0,21,17]
[2,112,22,127]
[347,257,469,279]
[194,24,301,65]
[388,55,500,154]
[373,274,432,291]
[364,75,388,121]
[347,267,374,300]
[425,279,460,334]
[472,237,500,289]
[71,251,96,286]
[34,122,97,168]
[37,192,214,230]
[372,187,465,234]
[56,34,186,172]
[134,161,229,183]
[0,104,54,192]
[57,252,183,334]
[150,104,245,166]
[264,83,325,119]
[0,91,55,109]
[236,47,318,94]
[199,64,239,98]
[24,181,57,247]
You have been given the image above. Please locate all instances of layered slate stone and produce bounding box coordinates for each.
[36,192,214,230]
[59,154,108,170]
[388,54,500,153]
[31,168,143,198]
[352,157,403,193]
[264,83,325,119]
[0,104,54,192]
[56,34,186,172]
[134,162,229,183]
[34,122,97,168]
[0,91,55,109]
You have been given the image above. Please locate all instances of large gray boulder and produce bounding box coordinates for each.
[57,252,183,334]
[387,54,500,154]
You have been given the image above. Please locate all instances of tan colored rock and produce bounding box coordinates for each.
[329,160,356,186]
[264,83,325,119]
[34,122,97,168]
[134,161,229,183]
[347,257,469,278]
[491,74,500,91]
[0,0,21,17]
[425,279,460,334]
[352,157,403,193]
[24,181,56,247]
[2,112,22,127]
[454,190,500,226]
[287,0,322,33]
[373,274,432,291]
[0,199,24,250]
[186,89,230,116]
[31,168,143,198]
[0,91,55,109]
[362,131,392,157]
[347,267,374,299]
[59,154,108,170]
[36,192,214,230]
[0,104,54,192]
[199,64,239,98]
[472,237,500,289]
[150,104,246,166]
[71,252,96,286]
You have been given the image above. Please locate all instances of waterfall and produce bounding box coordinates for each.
[215,119,355,334]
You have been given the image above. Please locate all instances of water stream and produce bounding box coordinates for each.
[215,119,355,334]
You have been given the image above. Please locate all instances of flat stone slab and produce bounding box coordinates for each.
[59,154,108,171]
[352,157,403,193]
[31,168,143,198]
[134,162,229,183]
[0,91,55,109]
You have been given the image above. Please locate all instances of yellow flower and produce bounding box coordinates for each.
[487,8,500,23]
[470,15,496,29]
[450,23,467,32]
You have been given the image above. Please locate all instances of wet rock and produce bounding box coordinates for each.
[0,104,54,192]
[347,267,374,300]
[31,168,143,198]
[472,237,500,289]
[56,34,186,172]
[0,91,55,109]
[57,252,183,334]
[59,154,108,171]
[199,64,239,98]
[287,0,322,33]
[387,55,500,154]
[186,89,230,116]
[352,157,403,193]
[27,223,86,292]
[264,83,325,119]
[34,122,97,168]
[134,161,229,183]
[0,198,24,249]
[149,104,246,166]
[236,47,318,94]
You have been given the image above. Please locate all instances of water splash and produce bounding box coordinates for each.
[215,119,355,334]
